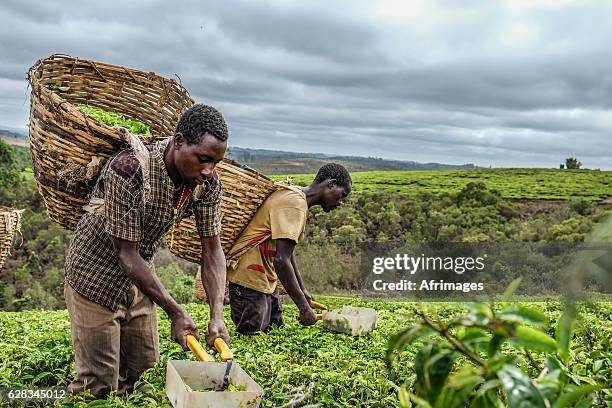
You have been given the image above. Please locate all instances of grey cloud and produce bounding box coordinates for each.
[1,0,612,169]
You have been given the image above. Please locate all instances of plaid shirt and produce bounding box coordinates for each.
[65,138,222,311]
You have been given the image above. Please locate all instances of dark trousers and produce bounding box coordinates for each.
[228,282,283,335]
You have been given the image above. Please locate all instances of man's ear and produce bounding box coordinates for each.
[174,132,186,148]
[327,178,337,189]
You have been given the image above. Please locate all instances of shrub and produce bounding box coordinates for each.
[387,280,608,407]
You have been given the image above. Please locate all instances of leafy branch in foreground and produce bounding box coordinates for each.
[386,279,608,408]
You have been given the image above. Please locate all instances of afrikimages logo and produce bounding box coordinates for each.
[370,253,487,293]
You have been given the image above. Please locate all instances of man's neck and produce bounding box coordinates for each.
[302,184,320,208]
[163,141,183,187]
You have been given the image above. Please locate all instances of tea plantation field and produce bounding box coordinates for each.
[273,169,612,201]
[1,297,610,407]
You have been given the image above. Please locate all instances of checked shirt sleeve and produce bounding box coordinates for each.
[103,168,144,242]
[194,174,222,238]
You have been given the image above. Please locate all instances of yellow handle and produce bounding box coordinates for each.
[186,335,215,362]
[310,300,327,310]
[214,338,234,362]
[316,313,323,321]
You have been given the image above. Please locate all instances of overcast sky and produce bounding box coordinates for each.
[2,0,612,168]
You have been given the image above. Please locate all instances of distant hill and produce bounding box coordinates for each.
[272,168,612,201]
[0,127,28,147]
[226,147,478,174]
[0,127,477,174]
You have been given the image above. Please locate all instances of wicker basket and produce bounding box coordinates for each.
[27,54,278,260]
[170,162,278,263]
[0,207,23,271]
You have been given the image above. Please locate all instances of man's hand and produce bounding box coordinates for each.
[298,307,318,326]
[170,309,199,351]
[302,289,314,303]
[205,316,230,348]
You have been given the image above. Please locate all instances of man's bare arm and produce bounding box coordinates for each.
[275,239,316,326]
[111,237,198,350]
[291,252,313,302]
[200,234,230,346]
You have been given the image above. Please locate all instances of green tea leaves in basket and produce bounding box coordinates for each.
[77,104,151,136]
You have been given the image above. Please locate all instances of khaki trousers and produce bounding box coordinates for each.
[64,280,159,399]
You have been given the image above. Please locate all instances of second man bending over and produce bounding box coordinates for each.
[226,163,352,334]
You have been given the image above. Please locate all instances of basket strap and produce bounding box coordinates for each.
[274,179,304,195]
[225,232,272,269]
[119,129,152,203]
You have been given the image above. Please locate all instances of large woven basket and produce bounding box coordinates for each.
[0,207,23,271]
[170,162,278,263]
[27,54,278,260]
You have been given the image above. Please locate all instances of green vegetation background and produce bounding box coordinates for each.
[2,138,611,309]
[1,297,610,407]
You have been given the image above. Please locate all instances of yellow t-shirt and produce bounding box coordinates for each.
[227,187,308,294]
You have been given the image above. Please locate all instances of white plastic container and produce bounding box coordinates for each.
[321,306,378,335]
[166,360,263,408]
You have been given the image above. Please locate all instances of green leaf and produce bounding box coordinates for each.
[77,104,150,135]
[435,367,483,408]
[460,328,490,354]
[574,399,593,408]
[510,325,558,353]
[471,388,505,408]
[498,365,546,408]
[556,304,577,364]
[488,334,505,357]
[545,356,563,373]
[592,359,603,373]
[468,303,493,318]
[460,328,489,343]
[498,306,549,327]
[552,385,601,408]
[409,393,433,408]
[86,400,112,407]
[31,371,51,384]
[536,368,563,403]
[414,345,456,405]
[387,324,428,364]
[502,278,522,301]
[398,385,413,408]
[473,379,502,397]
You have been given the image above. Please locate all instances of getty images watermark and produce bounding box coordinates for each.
[370,253,487,293]
[360,241,611,300]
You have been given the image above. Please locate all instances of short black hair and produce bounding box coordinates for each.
[314,163,352,188]
[176,104,228,144]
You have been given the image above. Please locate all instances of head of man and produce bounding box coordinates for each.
[171,104,228,187]
[313,163,352,212]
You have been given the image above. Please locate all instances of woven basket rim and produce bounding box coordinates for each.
[27,53,192,95]
[27,53,194,144]
[26,54,273,182]
[219,158,276,182]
